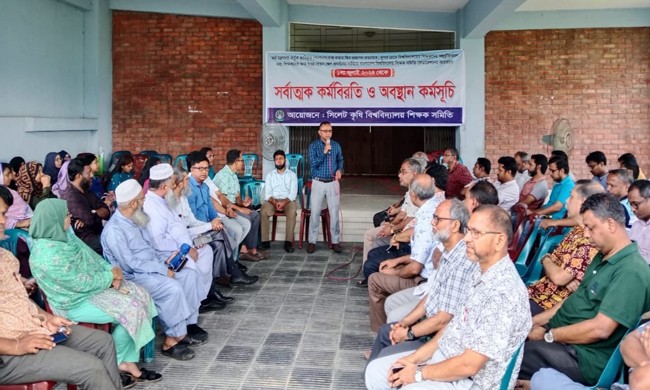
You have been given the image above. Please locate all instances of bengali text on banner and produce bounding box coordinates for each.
[265,50,465,126]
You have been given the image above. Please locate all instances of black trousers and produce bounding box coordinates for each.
[529,299,546,317]
[519,340,588,385]
[363,243,412,281]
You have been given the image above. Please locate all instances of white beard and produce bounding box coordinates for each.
[164,190,180,210]
[181,185,191,197]
[132,206,151,227]
[433,226,451,243]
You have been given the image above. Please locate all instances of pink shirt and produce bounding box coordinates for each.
[630,219,650,264]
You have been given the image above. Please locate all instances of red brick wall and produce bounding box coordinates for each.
[485,28,650,180]
[112,11,263,170]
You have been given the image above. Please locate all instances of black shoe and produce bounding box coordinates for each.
[161,344,195,361]
[210,289,235,304]
[187,324,208,341]
[178,333,207,346]
[230,273,259,286]
[284,241,294,253]
[199,299,226,313]
[236,262,248,272]
[307,243,316,253]
[258,241,271,250]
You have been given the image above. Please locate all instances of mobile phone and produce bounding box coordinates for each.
[117,288,130,294]
[193,234,214,247]
[386,246,396,253]
[392,366,404,374]
[51,332,68,344]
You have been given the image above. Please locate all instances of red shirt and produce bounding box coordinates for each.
[445,163,473,199]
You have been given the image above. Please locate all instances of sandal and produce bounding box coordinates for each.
[356,279,368,288]
[363,349,372,360]
[135,367,163,383]
[161,343,195,361]
[120,373,136,389]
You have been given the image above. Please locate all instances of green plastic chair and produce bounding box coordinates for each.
[523,233,567,285]
[242,181,265,207]
[286,153,305,206]
[588,318,641,389]
[0,229,33,254]
[513,219,543,276]
[500,343,524,390]
[174,154,188,171]
[155,153,173,165]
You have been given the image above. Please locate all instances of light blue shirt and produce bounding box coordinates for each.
[264,168,298,202]
[544,176,574,220]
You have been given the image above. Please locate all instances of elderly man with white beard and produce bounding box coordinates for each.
[101,179,207,361]
[168,166,258,288]
[142,164,226,313]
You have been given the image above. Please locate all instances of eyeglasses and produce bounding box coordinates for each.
[467,227,501,239]
[192,166,210,172]
[319,130,332,133]
[398,170,413,175]
[432,215,456,225]
[630,197,650,209]
[587,164,598,170]
[235,159,244,163]
[549,168,558,173]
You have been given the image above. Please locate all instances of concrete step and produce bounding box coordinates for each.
[262,211,374,244]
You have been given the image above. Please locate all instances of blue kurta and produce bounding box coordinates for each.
[101,209,202,337]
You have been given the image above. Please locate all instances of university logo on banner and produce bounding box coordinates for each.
[265,50,466,126]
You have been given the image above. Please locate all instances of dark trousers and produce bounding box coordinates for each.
[363,244,412,281]
[208,240,241,278]
[84,235,104,256]
[530,299,546,317]
[236,209,260,249]
[519,340,588,384]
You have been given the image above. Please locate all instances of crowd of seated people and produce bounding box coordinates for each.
[361,148,650,390]
[1,145,650,389]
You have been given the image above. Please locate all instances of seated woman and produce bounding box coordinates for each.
[43,152,63,186]
[1,163,33,229]
[29,199,162,385]
[107,154,135,192]
[52,160,70,197]
[16,161,53,210]
[139,156,161,193]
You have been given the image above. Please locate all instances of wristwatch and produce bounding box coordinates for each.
[543,324,555,343]
[407,327,415,341]
[414,367,423,383]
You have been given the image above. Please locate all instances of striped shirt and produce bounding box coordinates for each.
[308,138,343,180]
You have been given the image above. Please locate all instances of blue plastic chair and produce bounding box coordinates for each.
[241,154,259,179]
[286,154,305,206]
[155,153,173,165]
[174,154,188,171]
[500,343,524,390]
[588,318,642,389]
[139,150,158,158]
[0,229,33,254]
[524,233,568,285]
[513,218,543,276]
[242,181,265,207]
[108,151,132,172]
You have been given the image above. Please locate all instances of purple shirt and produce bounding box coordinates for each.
[630,219,650,264]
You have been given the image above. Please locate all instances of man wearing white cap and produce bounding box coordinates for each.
[143,164,228,312]
[101,179,207,361]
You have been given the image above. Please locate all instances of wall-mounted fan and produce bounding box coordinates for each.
[542,118,574,153]
[259,121,289,161]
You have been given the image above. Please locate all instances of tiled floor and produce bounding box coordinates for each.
[137,242,373,390]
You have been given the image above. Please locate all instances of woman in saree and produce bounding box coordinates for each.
[29,199,162,386]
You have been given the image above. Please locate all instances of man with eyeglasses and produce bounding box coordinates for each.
[213,149,267,262]
[585,151,609,191]
[606,168,638,231]
[442,147,472,199]
[366,205,531,390]
[629,180,650,264]
[364,199,476,366]
[307,121,344,254]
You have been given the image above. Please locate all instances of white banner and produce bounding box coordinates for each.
[265,49,465,126]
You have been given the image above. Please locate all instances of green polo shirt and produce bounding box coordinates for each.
[549,242,650,385]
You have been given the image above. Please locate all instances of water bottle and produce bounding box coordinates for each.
[168,243,191,271]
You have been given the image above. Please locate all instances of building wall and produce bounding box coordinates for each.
[112,11,263,170]
[485,28,650,180]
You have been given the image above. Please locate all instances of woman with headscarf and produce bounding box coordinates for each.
[107,154,135,193]
[51,160,70,198]
[8,157,25,190]
[59,150,71,162]
[0,163,33,229]
[43,152,63,186]
[29,199,162,386]
[139,156,161,193]
[15,161,54,210]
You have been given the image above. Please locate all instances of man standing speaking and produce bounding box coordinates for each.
[307,121,344,254]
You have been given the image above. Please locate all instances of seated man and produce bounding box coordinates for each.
[519,154,549,211]
[526,156,574,220]
[170,166,258,287]
[495,156,520,211]
[365,205,531,390]
[442,147,473,199]
[362,158,421,284]
[365,199,477,363]
[629,180,650,264]
[60,157,110,254]
[143,164,229,312]
[259,150,298,253]
[0,187,122,389]
[621,321,650,390]
[528,180,603,316]
[368,173,446,332]
[518,193,650,388]
[515,151,531,190]
[102,179,207,361]
[586,151,609,191]
[213,149,267,261]
[462,180,499,213]
[607,168,638,230]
